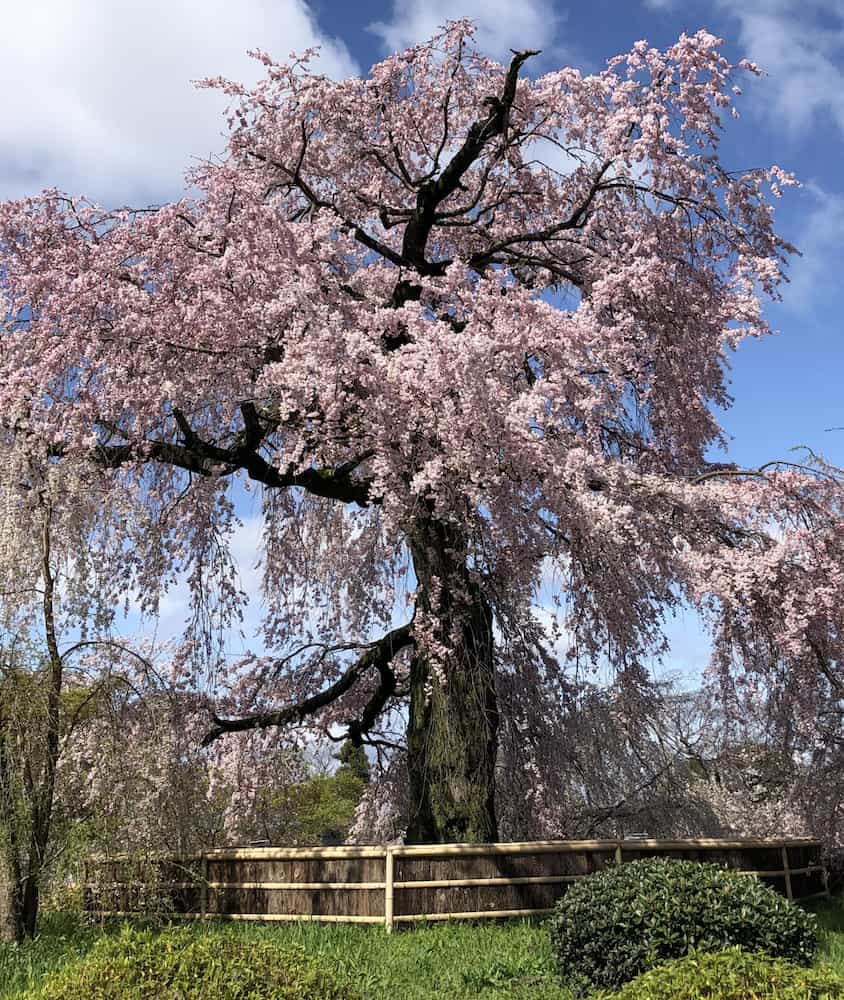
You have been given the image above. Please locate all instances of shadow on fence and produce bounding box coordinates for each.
[82,837,829,931]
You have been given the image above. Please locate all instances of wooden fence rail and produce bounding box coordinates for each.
[82,837,828,932]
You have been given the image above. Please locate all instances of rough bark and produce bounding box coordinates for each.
[19,504,65,939]
[405,519,499,843]
[0,869,20,945]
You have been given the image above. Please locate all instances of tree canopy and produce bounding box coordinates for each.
[0,21,841,843]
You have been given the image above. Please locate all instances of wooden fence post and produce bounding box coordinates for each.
[80,838,825,925]
[781,845,793,901]
[200,855,208,921]
[384,847,394,933]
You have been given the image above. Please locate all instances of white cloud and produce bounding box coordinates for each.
[715,0,844,137]
[0,0,358,206]
[782,182,844,312]
[369,1,569,66]
[643,0,677,9]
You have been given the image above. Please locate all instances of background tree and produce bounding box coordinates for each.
[0,22,842,844]
[0,453,145,941]
[337,740,370,785]
[68,686,356,853]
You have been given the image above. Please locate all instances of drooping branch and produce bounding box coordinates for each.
[345,650,400,749]
[690,455,842,486]
[92,419,377,507]
[201,622,414,746]
[467,160,614,272]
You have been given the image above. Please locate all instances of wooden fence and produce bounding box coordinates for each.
[82,838,829,932]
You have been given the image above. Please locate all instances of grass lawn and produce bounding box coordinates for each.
[2,900,843,999]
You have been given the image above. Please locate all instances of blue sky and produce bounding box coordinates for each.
[2,0,841,678]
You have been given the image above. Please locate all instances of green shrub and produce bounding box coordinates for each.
[598,948,844,999]
[548,858,818,994]
[19,924,357,1000]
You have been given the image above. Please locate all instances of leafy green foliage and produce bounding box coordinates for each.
[283,767,365,844]
[0,914,562,1000]
[548,858,818,993]
[15,924,355,1000]
[598,948,844,999]
[7,904,844,1000]
[335,740,370,784]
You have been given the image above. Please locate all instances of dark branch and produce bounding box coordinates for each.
[201,622,414,746]
[247,148,408,269]
[92,420,376,507]
[401,48,540,270]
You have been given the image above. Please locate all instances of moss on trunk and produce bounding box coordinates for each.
[405,520,498,844]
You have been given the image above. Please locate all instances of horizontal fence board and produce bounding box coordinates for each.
[394,907,556,922]
[203,846,387,859]
[208,881,385,891]
[390,838,822,856]
[394,875,583,889]
[83,837,828,931]
[209,912,385,924]
[89,839,821,863]
[93,911,384,924]
[205,858,385,885]
[83,880,385,891]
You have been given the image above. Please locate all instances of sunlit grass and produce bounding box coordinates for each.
[0,913,562,999]
[4,901,844,999]
[0,915,100,1000]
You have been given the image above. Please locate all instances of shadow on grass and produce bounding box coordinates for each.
[1,912,564,1000]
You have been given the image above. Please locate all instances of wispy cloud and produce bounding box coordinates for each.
[0,0,358,206]
[782,182,844,313]
[369,0,571,66]
[715,0,844,137]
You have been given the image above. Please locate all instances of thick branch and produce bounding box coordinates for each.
[93,426,376,507]
[401,48,539,270]
[246,148,407,269]
[201,623,413,746]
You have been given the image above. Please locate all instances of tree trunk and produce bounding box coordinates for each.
[19,872,39,939]
[405,519,499,843]
[19,501,64,939]
[0,724,24,944]
[0,865,21,944]
[0,505,64,942]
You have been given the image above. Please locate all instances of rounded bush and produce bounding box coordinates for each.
[599,948,844,999]
[22,924,357,1000]
[548,858,818,994]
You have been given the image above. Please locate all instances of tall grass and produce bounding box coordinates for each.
[0,915,100,999]
[0,915,561,1000]
[3,902,844,999]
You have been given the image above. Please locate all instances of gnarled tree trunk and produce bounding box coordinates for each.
[405,519,499,843]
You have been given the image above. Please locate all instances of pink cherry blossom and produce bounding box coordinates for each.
[0,22,838,844]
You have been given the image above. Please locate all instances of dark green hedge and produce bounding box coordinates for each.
[548,858,818,994]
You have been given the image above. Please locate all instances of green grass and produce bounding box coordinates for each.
[0,915,101,1000]
[0,914,561,1000]
[3,901,844,1000]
